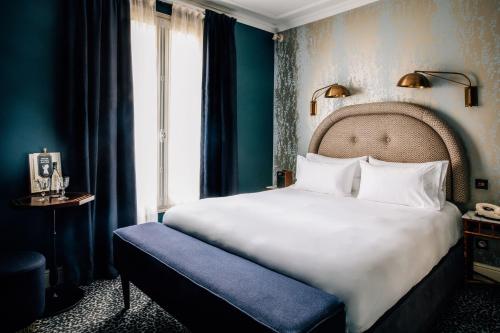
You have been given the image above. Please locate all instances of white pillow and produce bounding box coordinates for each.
[368,157,449,208]
[306,153,367,195]
[293,155,358,196]
[357,161,443,210]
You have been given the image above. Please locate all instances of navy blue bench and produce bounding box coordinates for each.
[113,223,345,333]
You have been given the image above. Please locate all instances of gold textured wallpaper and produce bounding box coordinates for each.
[274,0,499,207]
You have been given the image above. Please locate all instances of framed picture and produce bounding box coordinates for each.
[29,151,63,193]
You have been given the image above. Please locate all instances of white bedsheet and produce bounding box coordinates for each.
[163,188,461,332]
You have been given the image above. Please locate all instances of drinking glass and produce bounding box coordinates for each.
[58,177,70,200]
[36,178,49,202]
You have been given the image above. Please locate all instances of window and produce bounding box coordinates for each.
[157,8,203,209]
[133,6,203,221]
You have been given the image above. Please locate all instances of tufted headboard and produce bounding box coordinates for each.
[308,102,469,204]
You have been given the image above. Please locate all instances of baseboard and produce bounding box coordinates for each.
[473,262,500,283]
[44,267,64,288]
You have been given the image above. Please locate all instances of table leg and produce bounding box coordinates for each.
[49,209,58,288]
[43,209,85,317]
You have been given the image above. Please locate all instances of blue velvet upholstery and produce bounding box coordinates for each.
[114,223,345,333]
[0,251,45,332]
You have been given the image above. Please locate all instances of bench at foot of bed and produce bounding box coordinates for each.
[113,223,345,333]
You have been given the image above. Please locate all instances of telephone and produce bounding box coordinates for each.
[476,203,500,221]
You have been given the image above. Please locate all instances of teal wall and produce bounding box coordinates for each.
[0,0,65,251]
[156,0,172,15]
[1,3,274,248]
[235,23,274,193]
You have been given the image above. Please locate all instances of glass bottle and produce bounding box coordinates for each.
[50,161,61,197]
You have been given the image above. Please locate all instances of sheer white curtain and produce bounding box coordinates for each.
[167,3,204,206]
[131,0,158,223]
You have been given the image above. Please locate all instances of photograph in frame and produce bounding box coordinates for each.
[29,152,63,193]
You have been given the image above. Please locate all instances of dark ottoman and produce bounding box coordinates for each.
[0,251,46,332]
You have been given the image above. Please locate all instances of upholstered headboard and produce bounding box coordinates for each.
[308,102,469,204]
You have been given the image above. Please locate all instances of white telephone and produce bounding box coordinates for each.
[476,203,500,221]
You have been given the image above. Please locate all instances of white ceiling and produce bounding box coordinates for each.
[184,0,379,32]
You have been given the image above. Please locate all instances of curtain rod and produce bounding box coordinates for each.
[160,0,233,17]
[158,0,277,32]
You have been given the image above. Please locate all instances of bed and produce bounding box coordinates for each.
[115,102,469,332]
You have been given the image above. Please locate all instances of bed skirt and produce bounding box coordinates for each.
[367,240,463,333]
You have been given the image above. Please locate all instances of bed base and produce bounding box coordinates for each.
[368,240,463,333]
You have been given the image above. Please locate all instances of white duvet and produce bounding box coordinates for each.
[163,188,461,332]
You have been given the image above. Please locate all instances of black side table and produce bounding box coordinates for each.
[462,210,500,284]
[12,192,95,317]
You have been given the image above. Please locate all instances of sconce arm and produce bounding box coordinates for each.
[415,70,472,87]
[311,84,333,101]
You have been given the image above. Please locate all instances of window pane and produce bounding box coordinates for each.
[167,25,203,205]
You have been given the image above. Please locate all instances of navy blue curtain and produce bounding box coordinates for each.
[61,0,137,284]
[200,10,238,198]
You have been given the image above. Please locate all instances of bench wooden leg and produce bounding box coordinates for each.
[121,276,130,310]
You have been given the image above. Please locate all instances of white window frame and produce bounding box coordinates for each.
[157,12,170,211]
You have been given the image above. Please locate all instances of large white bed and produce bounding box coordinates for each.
[163,188,461,332]
[152,102,469,332]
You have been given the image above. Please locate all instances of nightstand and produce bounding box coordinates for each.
[462,210,500,283]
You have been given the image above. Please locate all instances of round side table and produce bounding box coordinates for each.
[12,192,95,317]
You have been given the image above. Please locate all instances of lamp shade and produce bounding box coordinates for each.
[324,84,351,98]
[397,72,431,88]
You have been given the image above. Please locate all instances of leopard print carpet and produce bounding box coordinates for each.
[31,279,188,333]
[30,279,499,333]
[430,284,500,333]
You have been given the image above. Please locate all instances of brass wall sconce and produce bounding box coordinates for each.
[310,83,350,116]
[397,70,478,107]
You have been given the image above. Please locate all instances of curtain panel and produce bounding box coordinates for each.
[200,10,238,198]
[131,0,157,223]
[167,3,204,205]
[130,0,155,24]
[63,0,137,283]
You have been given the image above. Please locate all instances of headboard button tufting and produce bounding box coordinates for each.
[308,102,469,204]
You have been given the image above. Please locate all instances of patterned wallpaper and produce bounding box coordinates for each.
[273,0,499,208]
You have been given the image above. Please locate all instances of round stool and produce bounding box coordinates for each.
[0,251,46,332]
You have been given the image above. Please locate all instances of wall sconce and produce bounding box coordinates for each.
[397,70,478,107]
[310,83,350,116]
